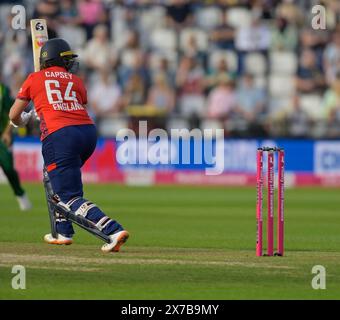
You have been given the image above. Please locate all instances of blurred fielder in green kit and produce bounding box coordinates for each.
[0,81,31,211]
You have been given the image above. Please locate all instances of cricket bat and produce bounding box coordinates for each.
[30,19,49,72]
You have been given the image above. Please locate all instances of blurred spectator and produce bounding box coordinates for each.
[147,73,175,114]
[59,0,81,26]
[151,57,176,88]
[1,13,29,88]
[166,0,193,29]
[326,108,340,138]
[9,72,26,100]
[119,29,146,74]
[2,12,27,58]
[235,74,266,125]
[285,95,311,138]
[78,0,107,39]
[206,74,236,121]
[323,1,340,30]
[321,75,340,121]
[276,0,304,26]
[110,6,135,50]
[118,50,150,89]
[206,57,236,90]
[84,24,117,72]
[299,28,326,51]
[124,29,141,51]
[123,72,147,106]
[122,5,140,30]
[209,12,235,50]
[251,0,277,20]
[235,15,271,74]
[323,30,340,85]
[33,0,60,20]
[271,17,298,51]
[176,56,205,117]
[296,49,326,94]
[180,33,207,68]
[88,69,123,121]
[299,28,329,67]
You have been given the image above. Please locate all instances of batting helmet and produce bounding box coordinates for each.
[39,38,78,72]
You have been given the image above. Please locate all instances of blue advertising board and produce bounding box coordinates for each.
[13,137,340,174]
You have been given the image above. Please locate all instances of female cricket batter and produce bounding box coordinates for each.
[9,38,129,253]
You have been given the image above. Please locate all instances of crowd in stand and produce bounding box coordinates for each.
[0,0,340,138]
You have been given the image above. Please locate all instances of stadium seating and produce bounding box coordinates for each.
[1,1,338,139]
[269,75,296,97]
[299,94,324,120]
[270,51,298,75]
[195,6,223,30]
[151,28,177,52]
[245,53,267,75]
[226,7,252,29]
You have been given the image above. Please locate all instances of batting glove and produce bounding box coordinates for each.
[11,110,34,128]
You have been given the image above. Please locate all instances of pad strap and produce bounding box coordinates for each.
[95,216,113,231]
[74,201,97,217]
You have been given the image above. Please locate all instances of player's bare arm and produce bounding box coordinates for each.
[9,99,32,127]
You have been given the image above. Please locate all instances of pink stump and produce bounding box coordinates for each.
[256,149,263,256]
[277,150,285,256]
[267,151,274,256]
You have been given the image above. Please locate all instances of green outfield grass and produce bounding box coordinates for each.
[0,183,339,299]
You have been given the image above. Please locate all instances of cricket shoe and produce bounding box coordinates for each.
[44,233,73,245]
[16,193,32,211]
[101,230,129,253]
